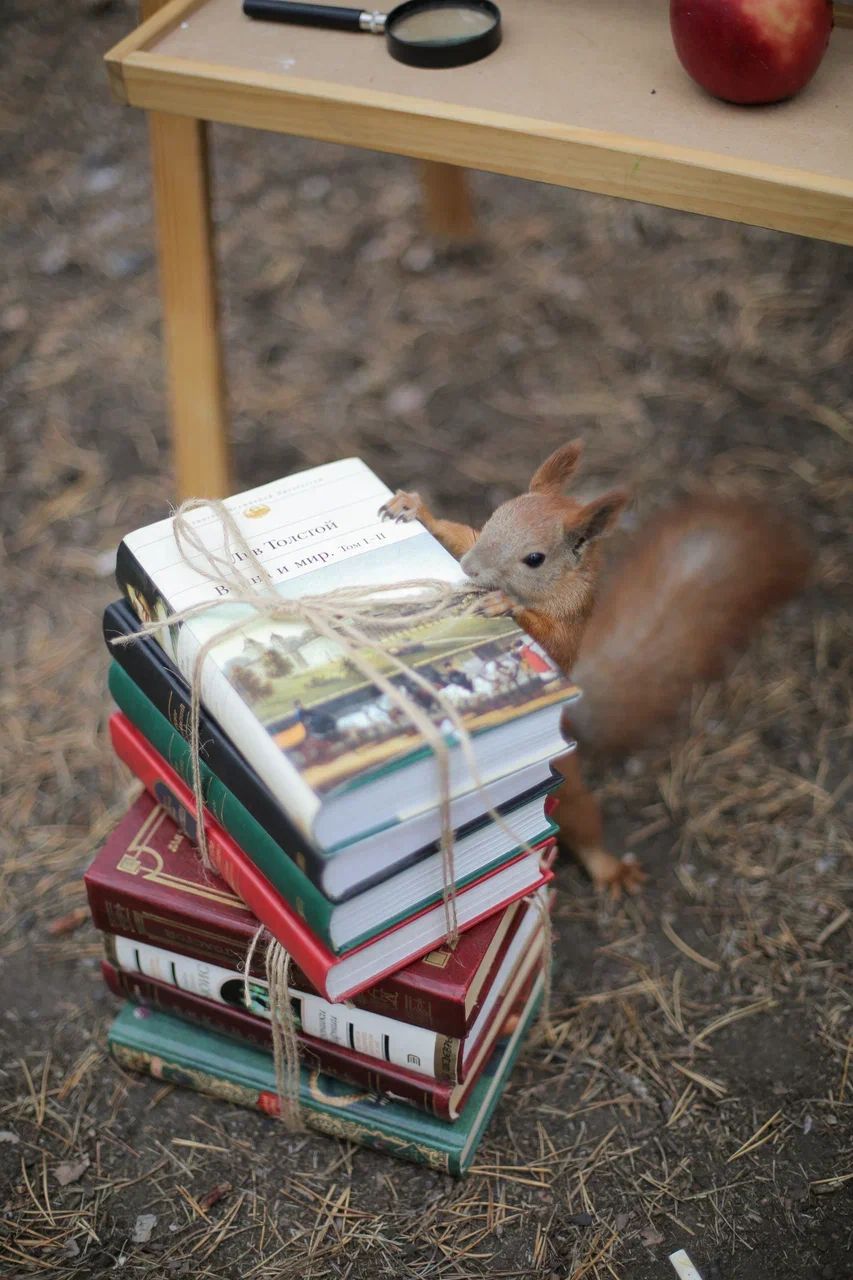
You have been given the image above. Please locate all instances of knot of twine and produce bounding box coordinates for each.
[113,497,554,1128]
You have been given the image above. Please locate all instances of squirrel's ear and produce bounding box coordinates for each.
[565,488,629,552]
[528,440,584,494]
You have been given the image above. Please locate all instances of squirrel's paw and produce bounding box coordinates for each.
[583,849,647,898]
[475,590,516,618]
[378,490,422,523]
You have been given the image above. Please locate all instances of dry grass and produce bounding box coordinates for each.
[1,1,851,1276]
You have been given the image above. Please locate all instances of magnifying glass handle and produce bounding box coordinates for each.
[243,1,384,32]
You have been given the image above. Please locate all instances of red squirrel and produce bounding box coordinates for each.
[379,440,811,895]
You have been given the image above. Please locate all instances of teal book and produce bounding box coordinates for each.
[107,975,543,1176]
[109,661,556,954]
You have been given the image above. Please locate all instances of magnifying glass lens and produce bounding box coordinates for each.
[390,4,497,44]
[386,1,501,66]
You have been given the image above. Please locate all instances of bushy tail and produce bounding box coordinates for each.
[564,496,812,757]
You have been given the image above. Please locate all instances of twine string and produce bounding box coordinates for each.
[266,940,300,1128]
[524,889,555,1043]
[244,925,302,1129]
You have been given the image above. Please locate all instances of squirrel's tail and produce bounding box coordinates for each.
[564,496,812,757]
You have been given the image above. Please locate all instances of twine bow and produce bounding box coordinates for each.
[112,497,555,1126]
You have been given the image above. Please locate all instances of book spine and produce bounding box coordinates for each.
[106,935,459,1082]
[108,665,338,948]
[103,961,272,1050]
[108,1032,457,1172]
[104,963,453,1117]
[104,603,330,893]
[86,880,256,975]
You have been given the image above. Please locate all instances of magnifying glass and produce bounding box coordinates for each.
[242,1,502,69]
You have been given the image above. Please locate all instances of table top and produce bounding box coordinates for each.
[107,0,853,244]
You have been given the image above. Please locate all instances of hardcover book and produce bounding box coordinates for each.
[107,975,544,1174]
[108,717,552,1001]
[105,597,565,902]
[108,661,557,943]
[115,457,579,870]
[103,887,545,1088]
[85,793,538,1037]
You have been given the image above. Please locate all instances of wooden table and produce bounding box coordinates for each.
[106,0,853,498]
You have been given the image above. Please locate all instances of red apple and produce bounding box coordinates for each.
[670,0,833,105]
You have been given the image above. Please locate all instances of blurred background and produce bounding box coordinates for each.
[1,2,851,1277]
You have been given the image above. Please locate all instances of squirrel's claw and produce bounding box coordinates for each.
[378,491,422,523]
[581,848,647,898]
[475,589,515,618]
[604,854,648,899]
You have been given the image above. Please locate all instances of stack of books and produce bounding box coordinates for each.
[86,458,580,1174]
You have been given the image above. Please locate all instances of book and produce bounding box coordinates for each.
[109,661,557,945]
[109,716,552,1001]
[102,919,542,1119]
[115,457,579,867]
[102,889,545,1086]
[107,974,543,1174]
[105,597,564,902]
[85,793,534,1038]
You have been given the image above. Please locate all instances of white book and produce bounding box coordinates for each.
[116,458,579,857]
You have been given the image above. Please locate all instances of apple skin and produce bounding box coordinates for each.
[670,0,833,105]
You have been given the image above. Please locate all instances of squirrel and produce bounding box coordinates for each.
[379,440,811,895]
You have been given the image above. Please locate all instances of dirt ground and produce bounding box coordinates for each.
[1,2,851,1277]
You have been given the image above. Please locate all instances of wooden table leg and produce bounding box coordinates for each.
[148,110,231,500]
[420,161,477,241]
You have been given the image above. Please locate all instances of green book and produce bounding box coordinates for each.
[109,661,555,954]
[107,975,543,1176]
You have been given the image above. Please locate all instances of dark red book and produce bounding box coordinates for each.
[86,793,544,1038]
[101,934,543,1121]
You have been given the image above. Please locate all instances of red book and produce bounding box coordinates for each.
[87,792,549,1034]
[101,933,543,1121]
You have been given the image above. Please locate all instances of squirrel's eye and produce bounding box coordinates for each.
[522,552,546,568]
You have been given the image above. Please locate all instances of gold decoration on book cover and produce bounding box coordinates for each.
[116,805,248,912]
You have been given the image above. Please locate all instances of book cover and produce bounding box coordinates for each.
[108,699,553,955]
[85,793,537,1037]
[107,720,552,1002]
[107,975,544,1174]
[105,597,559,903]
[115,457,579,854]
[108,660,557,937]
